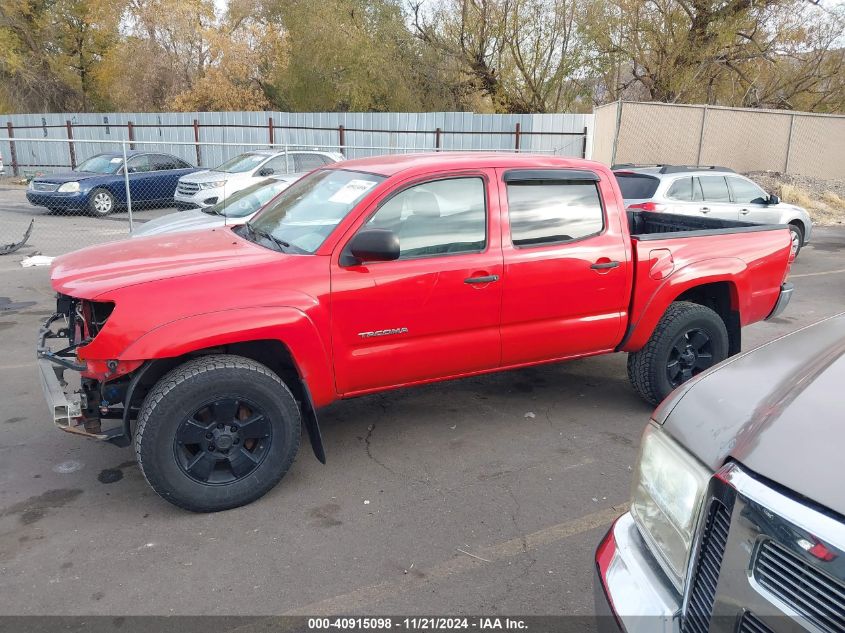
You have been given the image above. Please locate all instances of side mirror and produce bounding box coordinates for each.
[258,167,274,177]
[768,194,780,205]
[343,228,400,266]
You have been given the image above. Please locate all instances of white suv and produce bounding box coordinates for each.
[175,149,343,210]
[614,165,813,255]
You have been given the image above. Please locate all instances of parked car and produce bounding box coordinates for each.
[174,149,344,210]
[595,312,845,633]
[0,151,5,176]
[37,153,794,512]
[26,151,199,216]
[132,174,302,238]
[613,165,813,255]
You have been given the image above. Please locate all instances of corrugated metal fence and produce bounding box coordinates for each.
[1,111,593,176]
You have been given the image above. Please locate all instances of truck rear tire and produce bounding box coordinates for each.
[134,354,301,512]
[627,301,729,406]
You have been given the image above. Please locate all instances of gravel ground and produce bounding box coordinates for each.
[746,171,845,226]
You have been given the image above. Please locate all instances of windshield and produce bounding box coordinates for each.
[615,173,660,199]
[77,154,123,174]
[206,179,291,218]
[214,153,269,174]
[245,169,385,253]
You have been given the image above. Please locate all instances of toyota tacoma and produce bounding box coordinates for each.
[37,153,795,512]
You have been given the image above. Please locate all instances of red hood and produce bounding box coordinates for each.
[52,227,281,299]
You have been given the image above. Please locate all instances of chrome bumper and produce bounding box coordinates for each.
[765,282,794,320]
[594,513,681,633]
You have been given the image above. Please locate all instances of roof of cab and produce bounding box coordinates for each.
[324,152,605,177]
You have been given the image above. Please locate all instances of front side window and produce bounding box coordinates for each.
[246,169,385,253]
[728,177,768,204]
[262,154,294,175]
[77,154,123,174]
[507,179,604,247]
[366,177,486,259]
[295,154,330,171]
[209,179,290,218]
[699,176,731,202]
[215,153,267,173]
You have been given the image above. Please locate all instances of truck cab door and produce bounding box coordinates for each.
[330,172,503,395]
[497,168,629,365]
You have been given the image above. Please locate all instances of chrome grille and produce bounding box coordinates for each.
[682,498,731,633]
[754,539,845,633]
[738,611,775,633]
[32,182,59,192]
[177,181,200,195]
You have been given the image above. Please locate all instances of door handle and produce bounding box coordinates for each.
[699,206,710,213]
[464,274,499,284]
[740,208,750,215]
[590,261,620,270]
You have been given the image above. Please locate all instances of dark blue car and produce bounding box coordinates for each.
[26,151,199,216]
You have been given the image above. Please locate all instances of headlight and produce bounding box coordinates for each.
[199,181,225,189]
[58,181,80,193]
[630,424,710,590]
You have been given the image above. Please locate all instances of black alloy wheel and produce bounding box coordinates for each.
[174,397,272,485]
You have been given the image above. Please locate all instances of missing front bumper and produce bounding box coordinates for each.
[36,312,123,442]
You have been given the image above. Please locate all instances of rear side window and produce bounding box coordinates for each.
[150,154,178,170]
[295,154,330,171]
[507,180,604,247]
[666,177,704,201]
[615,173,659,199]
[699,176,731,202]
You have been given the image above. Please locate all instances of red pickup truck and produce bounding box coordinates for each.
[38,153,794,512]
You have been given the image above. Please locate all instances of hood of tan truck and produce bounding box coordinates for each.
[660,312,845,516]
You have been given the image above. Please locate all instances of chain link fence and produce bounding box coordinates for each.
[0,138,577,258]
[592,101,845,180]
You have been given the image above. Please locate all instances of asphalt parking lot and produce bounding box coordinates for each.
[1,185,844,616]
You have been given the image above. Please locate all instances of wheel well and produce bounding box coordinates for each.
[788,219,805,243]
[674,282,741,356]
[126,340,306,419]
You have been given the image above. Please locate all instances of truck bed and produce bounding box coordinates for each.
[627,210,784,240]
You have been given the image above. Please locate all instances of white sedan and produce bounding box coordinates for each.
[133,174,301,238]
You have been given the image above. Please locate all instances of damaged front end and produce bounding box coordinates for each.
[37,293,139,446]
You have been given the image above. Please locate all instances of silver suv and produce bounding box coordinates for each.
[614,165,813,255]
[175,149,344,210]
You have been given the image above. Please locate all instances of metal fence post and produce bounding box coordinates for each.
[784,113,796,174]
[338,125,346,156]
[610,100,623,166]
[268,117,275,147]
[696,106,709,166]
[127,121,135,150]
[6,122,18,177]
[435,127,442,151]
[581,126,589,158]
[66,120,76,170]
[193,119,202,166]
[122,141,133,232]
[514,123,521,151]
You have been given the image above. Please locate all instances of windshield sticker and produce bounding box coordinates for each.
[328,179,378,204]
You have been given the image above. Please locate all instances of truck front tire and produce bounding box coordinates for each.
[134,355,301,512]
[627,302,729,406]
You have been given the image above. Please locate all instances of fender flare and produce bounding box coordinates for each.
[118,306,335,462]
[619,258,748,352]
